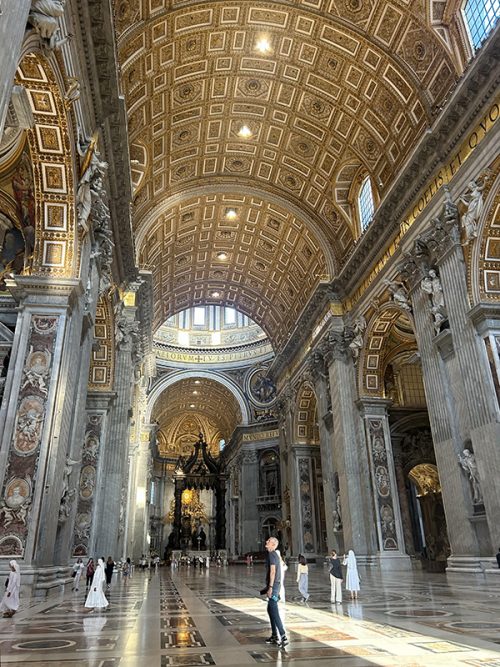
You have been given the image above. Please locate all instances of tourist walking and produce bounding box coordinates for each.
[105,557,115,591]
[122,557,131,581]
[85,558,95,589]
[496,547,500,569]
[329,550,343,603]
[0,560,20,618]
[72,558,84,591]
[296,554,310,602]
[343,550,360,600]
[84,558,108,612]
[263,537,288,648]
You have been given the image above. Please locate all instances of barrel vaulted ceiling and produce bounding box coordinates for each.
[114,0,458,350]
[151,377,242,455]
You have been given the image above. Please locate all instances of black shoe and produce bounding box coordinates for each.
[265,635,278,644]
[278,636,288,648]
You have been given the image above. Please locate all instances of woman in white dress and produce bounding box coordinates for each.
[84,558,108,612]
[343,550,360,600]
[0,560,20,617]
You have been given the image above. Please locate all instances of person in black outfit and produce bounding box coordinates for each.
[262,536,288,648]
[105,556,114,591]
[329,549,343,603]
[496,548,500,569]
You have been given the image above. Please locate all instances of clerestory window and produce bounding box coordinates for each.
[358,176,375,231]
[463,0,500,50]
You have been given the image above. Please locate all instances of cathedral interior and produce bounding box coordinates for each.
[0,1,499,665]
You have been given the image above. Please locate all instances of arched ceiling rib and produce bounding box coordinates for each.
[114,0,458,347]
[151,377,242,456]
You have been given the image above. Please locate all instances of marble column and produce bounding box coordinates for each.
[359,399,410,569]
[392,440,416,557]
[0,1,31,139]
[240,448,259,554]
[322,322,377,562]
[399,198,498,575]
[0,276,86,592]
[307,355,342,553]
[93,302,137,560]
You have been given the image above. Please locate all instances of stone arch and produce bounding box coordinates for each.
[293,382,319,445]
[147,370,250,426]
[13,45,78,277]
[359,303,416,398]
[88,294,115,391]
[470,162,500,304]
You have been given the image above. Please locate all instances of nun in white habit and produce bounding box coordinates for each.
[0,560,21,617]
[84,558,108,611]
[343,550,360,600]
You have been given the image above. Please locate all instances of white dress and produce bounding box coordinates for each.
[343,553,360,592]
[84,561,108,609]
[0,568,20,612]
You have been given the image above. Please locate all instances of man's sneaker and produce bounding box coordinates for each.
[265,635,278,644]
[278,635,289,648]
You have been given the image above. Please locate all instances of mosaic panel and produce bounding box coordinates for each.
[0,315,60,558]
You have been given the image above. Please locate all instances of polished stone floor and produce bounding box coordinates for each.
[0,563,499,666]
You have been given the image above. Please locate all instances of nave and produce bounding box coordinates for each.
[0,565,499,667]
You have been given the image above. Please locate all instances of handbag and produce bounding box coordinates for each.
[71,571,76,578]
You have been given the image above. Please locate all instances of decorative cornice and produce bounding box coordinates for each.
[334,28,500,297]
[80,0,137,284]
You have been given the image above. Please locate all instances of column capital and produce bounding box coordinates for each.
[468,302,500,335]
[5,275,83,308]
[357,398,393,417]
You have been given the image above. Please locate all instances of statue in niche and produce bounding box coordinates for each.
[458,448,483,504]
[383,279,412,311]
[332,489,342,531]
[459,177,487,244]
[348,315,366,362]
[421,269,448,334]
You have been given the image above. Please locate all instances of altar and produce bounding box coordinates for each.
[171,433,227,551]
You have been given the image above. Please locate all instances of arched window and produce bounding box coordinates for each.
[358,176,375,231]
[462,0,500,50]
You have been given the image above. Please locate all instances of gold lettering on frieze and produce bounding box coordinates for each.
[242,429,279,442]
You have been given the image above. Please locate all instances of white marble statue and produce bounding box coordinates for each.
[29,0,66,49]
[459,179,486,244]
[76,135,108,235]
[458,449,483,504]
[383,279,412,311]
[348,315,367,361]
[421,269,447,334]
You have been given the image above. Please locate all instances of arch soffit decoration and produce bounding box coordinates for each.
[15,44,78,277]
[148,370,250,426]
[152,378,241,432]
[358,302,416,398]
[136,188,332,349]
[117,1,459,261]
[470,162,500,304]
[88,294,115,391]
[293,381,319,444]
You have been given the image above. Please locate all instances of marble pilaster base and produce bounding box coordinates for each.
[446,555,486,582]
[373,552,412,571]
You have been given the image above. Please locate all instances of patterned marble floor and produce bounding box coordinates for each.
[0,563,499,666]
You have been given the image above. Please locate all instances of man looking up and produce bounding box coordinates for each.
[263,536,288,648]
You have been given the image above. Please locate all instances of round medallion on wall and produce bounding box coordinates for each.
[246,368,276,407]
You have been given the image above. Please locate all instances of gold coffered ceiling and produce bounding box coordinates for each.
[152,377,242,455]
[115,0,458,347]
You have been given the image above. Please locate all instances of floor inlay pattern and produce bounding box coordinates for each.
[0,566,498,665]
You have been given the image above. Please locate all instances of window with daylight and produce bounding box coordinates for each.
[193,306,206,326]
[358,176,375,231]
[463,0,500,50]
[224,307,236,324]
